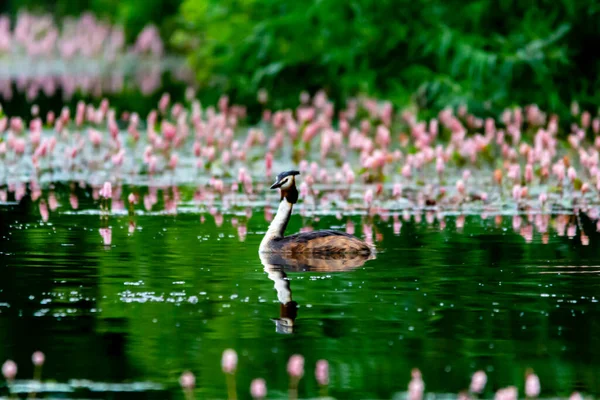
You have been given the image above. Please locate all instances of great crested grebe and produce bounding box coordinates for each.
[259,170,375,255]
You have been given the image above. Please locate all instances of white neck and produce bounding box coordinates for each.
[265,269,292,304]
[259,199,293,252]
[259,252,292,303]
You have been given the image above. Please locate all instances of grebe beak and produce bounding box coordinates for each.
[270,180,282,189]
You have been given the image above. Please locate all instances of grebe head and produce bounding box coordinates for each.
[270,170,300,190]
[272,300,298,334]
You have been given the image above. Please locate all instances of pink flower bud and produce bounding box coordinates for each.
[250,378,267,399]
[299,182,309,198]
[512,185,521,201]
[168,153,179,169]
[470,370,487,393]
[128,193,137,204]
[436,157,445,174]
[525,371,540,398]
[32,351,45,367]
[364,189,374,206]
[2,360,17,380]
[567,166,577,182]
[456,179,465,195]
[287,355,304,379]
[221,349,238,374]
[179,371,195,390]
[315,360,329,386]
[570,392,583,400]
[462,169,471,182]
[100,182,112,199]
[525,164,534,183]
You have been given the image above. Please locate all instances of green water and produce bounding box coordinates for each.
[1,185,600,399]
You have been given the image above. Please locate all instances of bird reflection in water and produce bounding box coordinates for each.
[259,251,375,334]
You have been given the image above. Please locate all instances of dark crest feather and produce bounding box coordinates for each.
[271,170,301,189]
[277,170,300,181]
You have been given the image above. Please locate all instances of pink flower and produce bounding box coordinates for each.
[525,370,540,398]
[581,182,590,193]
[128,193,137,204]
[287,354,304,379]
[88,128,102,147]
[112,149,125,166]
[299,182,309,198]
[462,169,471,182]
[159,93,170,113]
[100,227,112,246]
[582,111,591,128]
[525,164,534,183]
[456,179,465,195]
[315,360,329,386]
[250,378,267,399]
[265,152,273,171]
[70,193,79,210]
[168,153,179,169]
[13,138,26,154]
[512,185,521,201]
[100,182,112,199]
[456,215,465,229]
[221,349,238,374]
[32,351,45,367]
[179,371,195,390]
[436,157,445,174]
[469,370,486,393]
[408,368,424,400]
[213,179,224,193]
[39,200,49,222]
[346,220,355,235]
[162,121,177,141]
[393,183,402,197]
[364,189,374,206]
[496,386,518,400]
[2,360,17,380]
[553,163,565,181]
[567,166,577,182]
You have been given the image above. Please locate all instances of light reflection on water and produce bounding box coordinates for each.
[1,189,600,399]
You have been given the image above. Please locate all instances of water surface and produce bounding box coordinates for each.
[1,187,600,399]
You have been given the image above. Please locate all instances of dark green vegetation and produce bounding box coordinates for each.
[174,0,600,118]
[4,0,600,120]
[1,185,599,399]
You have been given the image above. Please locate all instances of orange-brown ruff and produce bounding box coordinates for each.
[259,170,374,255]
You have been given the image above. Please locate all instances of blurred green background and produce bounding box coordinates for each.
[2,0,600,117]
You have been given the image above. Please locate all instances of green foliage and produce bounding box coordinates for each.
[175,0,600,116]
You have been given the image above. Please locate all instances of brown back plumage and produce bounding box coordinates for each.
[264,251,374,272]
[272,229,374,255]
